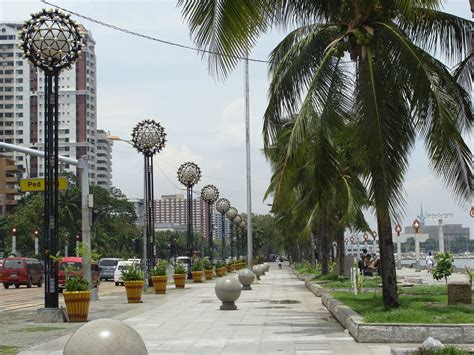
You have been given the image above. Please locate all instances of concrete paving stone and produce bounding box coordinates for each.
[295,342,332,350]
[296,350,333,355]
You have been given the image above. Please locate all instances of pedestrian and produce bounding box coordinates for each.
[425,252,435,273]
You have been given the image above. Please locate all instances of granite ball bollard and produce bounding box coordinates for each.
[263,263,270,272]
[252,265,263,280]
[63,319,147,355]
[238,269,255,290]
[260,264,266,275]
[215,276,242,310]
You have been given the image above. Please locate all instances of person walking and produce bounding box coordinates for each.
[425,252,435,273]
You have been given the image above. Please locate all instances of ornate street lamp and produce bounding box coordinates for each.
[395,223,402,269]
[239,220,247,257]
[132,119,166,285]
[201,184,219,262]
[216,198,230,261]
[233,215,242,258]
[412,219,421,272]
[225,207,238,259]
[177,162,201,265]
[19,9,83,308]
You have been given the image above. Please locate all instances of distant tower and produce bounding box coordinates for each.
[418,203,425,226]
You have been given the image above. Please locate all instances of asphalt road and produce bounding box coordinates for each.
[0,280,123,312]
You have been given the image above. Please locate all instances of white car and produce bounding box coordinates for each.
[114,261,135,286]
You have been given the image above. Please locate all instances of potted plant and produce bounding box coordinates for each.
[122,264,145,303]
[173,262,186,288]
[191,260,204,283]
[215,261,225,277]
[202,258,213,280]
[151,260,168,294]
[63,268,91,322]
[225,260,233,273]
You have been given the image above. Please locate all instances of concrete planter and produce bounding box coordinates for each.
[192,271,203,283]
[124,280,144,303]
[204,269,213,280]
[63,290,91,322]
[173,273,186,288]
[151,276,167,294]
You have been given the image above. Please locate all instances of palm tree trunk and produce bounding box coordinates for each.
[336,227,345,276]
[320,222,329,275]
[377,210,399,309]
[310,232,316,266]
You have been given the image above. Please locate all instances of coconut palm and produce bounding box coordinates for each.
[179,0,473,309]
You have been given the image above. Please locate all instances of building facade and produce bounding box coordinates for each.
[155,193,208,236]
[96,130,113,189]
[0,23,111,187]
[0,154,24,216]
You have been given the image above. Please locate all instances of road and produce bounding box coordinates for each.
[0,280,123,312]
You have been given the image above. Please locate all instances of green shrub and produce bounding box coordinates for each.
[433,252,454,284]
[414,345,469,355]
[174,262,186,274]
[202,258,213,270]
[151,260,168,276]
[65,273,89,292]
[215,260,224,269]
[122,264,144,281]
[192,260,203,271]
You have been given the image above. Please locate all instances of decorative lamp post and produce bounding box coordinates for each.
[131,119,167,285]
[233,215,242,258]
[75,235,80,257]
[19,9,84,308]
[216,198,231,261]
[395,224,402,269]
[412,219,421,272]
[34,230,39,256]
[363,233,369,249]
[177,162,201,262]
[372,230,378,253]
[239,220,247,257]
[11,228,17,256]
[201,184,219,262]
[225,207,238,259]
[350,236,355,256]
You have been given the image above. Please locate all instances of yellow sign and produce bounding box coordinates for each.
[20,177,68,192]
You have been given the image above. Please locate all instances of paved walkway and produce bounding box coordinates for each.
[22,263,395,355]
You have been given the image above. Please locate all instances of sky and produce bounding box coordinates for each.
[1,0,473,238]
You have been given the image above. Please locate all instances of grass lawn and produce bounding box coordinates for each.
[0,345,18,354]
[317,276,381,289]
[332,285,474,324]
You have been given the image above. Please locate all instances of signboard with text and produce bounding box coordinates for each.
[20,177,68,192]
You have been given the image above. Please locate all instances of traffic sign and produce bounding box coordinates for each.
[20,177,68,192]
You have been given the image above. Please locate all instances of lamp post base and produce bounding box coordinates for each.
[35,307,67,323]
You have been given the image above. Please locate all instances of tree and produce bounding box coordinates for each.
[178,0,472,309]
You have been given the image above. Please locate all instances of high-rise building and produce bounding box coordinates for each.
[0,154,24,216]
[155,193,208,236]
[0,23,108,185]
[214,211,232,240]
[96,130,113,189]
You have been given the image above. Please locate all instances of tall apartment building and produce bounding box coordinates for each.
[214,212,232,240]
[0,154,24,216]
[155,193,208,236]
[0,23,111,187]
[96,130,113,189]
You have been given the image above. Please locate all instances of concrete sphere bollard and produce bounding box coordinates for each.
[238,268,255,290]
[215,276,242,310]
[63,318,147,355]
[252,265,263,280]
[263,263,270,272]
[260,264,266,275]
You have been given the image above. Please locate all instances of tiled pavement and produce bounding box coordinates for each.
[21,264,394,354]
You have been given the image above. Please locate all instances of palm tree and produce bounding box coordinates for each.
[179,1,473,309]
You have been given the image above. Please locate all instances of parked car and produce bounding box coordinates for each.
[99,258,123,281]
[1,257,44,289]
[58,257,100,292]
[114,260,138,286]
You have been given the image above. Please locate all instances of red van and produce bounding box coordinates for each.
[58,257,100,292]
[1,257,44,289]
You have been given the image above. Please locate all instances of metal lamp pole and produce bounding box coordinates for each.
[177,162,201,277]
[34,230,39,256]
[216,198,231,261]
[11,228,17,256]
[233,215,242,258]
[395,224,402,269]
[201,185,219,263]
[226,207,238,259]
[413,219,421,272]
[19,9,83,309]
[240,220,247,259]
[131,120,167,286]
